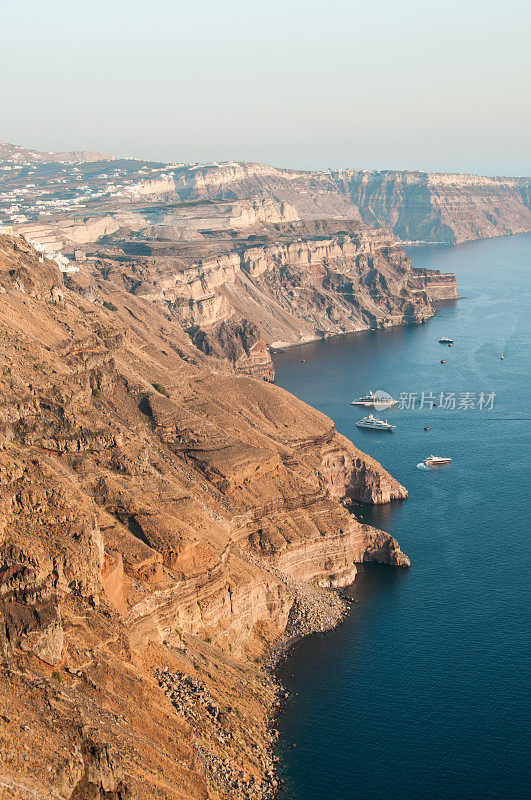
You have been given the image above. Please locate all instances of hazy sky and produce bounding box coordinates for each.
[1,0,530,174]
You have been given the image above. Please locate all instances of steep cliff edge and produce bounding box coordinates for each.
[13,212,458,379]
[171,162,531,244]
[4,151,470,376]
[412,268,459,300]
[336,170,531,244]
[0,234,409,799]
[101,225,451,366]
[188,319,275,381]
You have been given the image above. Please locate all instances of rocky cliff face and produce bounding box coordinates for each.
[57,216,455,378]
[0,234,409,799]
[413,268,459,300]
[116,227,445,361]
[188,319,274,381]
[12,207,458,380]
[6,151,469,382]
[171,162,531,244]
[336,170,531,244]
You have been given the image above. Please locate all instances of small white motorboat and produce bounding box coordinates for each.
[424,454,452,466]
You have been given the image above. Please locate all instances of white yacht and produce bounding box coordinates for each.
[351,390,398,408]
[438,337,454,344]
[356,414,396,432]
[424,454,452,466]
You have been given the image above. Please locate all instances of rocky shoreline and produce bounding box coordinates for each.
[264,589,348,671]
[158,584,358,799]
[264,582,356,799]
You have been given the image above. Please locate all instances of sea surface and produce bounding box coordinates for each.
[272,234,531,800]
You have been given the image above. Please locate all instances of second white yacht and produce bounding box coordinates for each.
[356,414,396,432]
[351,390,398,408]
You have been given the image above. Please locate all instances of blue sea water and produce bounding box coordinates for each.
[272,234,531,800]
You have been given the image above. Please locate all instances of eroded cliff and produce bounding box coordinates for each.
[168,162,531,244]
[0,234,409,799]
[8,158,466,376]
[90,222,452,370]
[336,170,531,244]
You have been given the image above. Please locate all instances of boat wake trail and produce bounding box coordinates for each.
[416,463,430,471]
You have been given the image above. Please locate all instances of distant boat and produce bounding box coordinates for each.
[356,414,395,432]
[424,455,451,466]
[441,360,446,364]
[351,390,397,408]
[439,337,454,344]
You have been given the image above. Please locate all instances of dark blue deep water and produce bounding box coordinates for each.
[273,234,531,800]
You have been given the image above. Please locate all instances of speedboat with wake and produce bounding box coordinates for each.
[356,414,396,432]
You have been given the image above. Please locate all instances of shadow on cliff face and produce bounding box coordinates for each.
[352,497,405,531]
[274,561,409,682]
[342,560,409,603]
[346,172,456,244]
[138,394,154,419]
